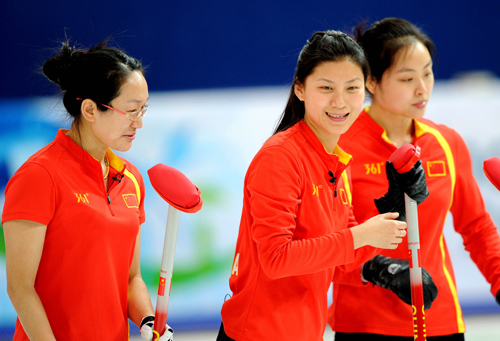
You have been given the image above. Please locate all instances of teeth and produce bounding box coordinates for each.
[327,112,348,118]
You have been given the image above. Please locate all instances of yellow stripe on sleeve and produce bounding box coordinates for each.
[341,170,352,205]
[123,169,141,207]
[417,121,464,333]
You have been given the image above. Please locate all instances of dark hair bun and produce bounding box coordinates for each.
[42,41,86,91]
[41,36,144,123]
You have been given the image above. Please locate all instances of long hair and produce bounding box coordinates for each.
[274,30,369,134]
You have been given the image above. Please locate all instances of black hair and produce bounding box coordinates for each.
[354,18,437,88]
[42,38,144,130]
[273,30,369,135]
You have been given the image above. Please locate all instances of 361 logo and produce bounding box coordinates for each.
[312,184,322,197]
[75,193,89,203]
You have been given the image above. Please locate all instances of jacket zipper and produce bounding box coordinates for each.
[105,177,116,216]
[328,170,337,197]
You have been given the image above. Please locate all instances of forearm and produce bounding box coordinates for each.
[127,275,154,327]
[8,286,56,341]
[257,229,355,279]
[349,212,406,250]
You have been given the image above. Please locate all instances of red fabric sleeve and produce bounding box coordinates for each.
[2,162,55,225]
[450,132,500,297]
[332,266,366,286]
[247,147,355,280]
[137,169,146,225]
[338,204,378,272]
[346,204,358,229]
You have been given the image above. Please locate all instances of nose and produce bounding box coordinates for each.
[330,90,346,108]
[415,77,427,97]
[131,116,143,129]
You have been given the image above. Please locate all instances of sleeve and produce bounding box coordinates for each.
[2,162,55,225]
[344,167,358,229]
[334,169,379,277]
[332,265,365,286]
[248,146,355,280]
[335,206,379,275]
[137,169,146,224]
[449,132,500,297]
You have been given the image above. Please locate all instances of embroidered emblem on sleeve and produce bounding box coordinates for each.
[122,194,139,208]
[427,161,447,177]
[232,253,240,276]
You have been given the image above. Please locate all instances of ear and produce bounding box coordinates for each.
[80,99,99,123]
[294,79,305,101]
[366,76,378,95]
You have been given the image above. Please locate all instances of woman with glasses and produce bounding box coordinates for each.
[2,39,172,341]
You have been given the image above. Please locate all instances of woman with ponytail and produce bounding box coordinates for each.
[2,39,173,341]
[217,30,410,341]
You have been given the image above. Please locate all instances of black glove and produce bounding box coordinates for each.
[496,290,500,306]
[374,160,429,221]
[362,255,438,310]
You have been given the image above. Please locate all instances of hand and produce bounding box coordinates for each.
[140,315,174,341]
[362,255,438,310]
[351,212,407,249]
[496,290,500,306]
[374,160,429,221]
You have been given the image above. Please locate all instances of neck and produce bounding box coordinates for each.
[66,124,108,163]
[303,117,339,154]
[368,103,414,148]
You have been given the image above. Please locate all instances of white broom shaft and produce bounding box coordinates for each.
[154,205,180,337]
[405,193,426,340]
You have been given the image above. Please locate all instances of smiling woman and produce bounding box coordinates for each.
[1,39,172,341]
[217,30,410,341]
[294,60,365,152]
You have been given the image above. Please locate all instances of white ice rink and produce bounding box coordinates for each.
[130,313,500,340]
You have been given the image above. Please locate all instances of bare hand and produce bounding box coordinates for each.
[351,212,407,249]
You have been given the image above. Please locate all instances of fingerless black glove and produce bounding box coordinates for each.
[374,160,429,221]
[362,255,438,310]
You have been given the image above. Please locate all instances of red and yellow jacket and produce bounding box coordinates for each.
[328,109,500,337]
[221,120,376,341]
[2,130,145,341]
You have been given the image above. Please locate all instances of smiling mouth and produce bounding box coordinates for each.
[326,112,349,118]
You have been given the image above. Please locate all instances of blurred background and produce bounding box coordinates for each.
[1,0,500,339]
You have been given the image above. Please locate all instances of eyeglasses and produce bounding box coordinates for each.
[101,104,149,122]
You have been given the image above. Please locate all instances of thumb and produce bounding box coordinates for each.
[383,212,400,220]
[140,325,154,341]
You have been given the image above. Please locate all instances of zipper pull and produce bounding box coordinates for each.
[107,192,111,204]
[328,171,337,197]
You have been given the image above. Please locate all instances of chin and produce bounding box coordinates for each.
[114,144,133,153]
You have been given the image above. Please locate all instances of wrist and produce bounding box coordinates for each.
[349,225,367,250]
[140,315,155,329]
[360,264,368,284]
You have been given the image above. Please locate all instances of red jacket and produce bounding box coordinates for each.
[221,121,376,341]
[328,109,500,336]
[2,130,145,341]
